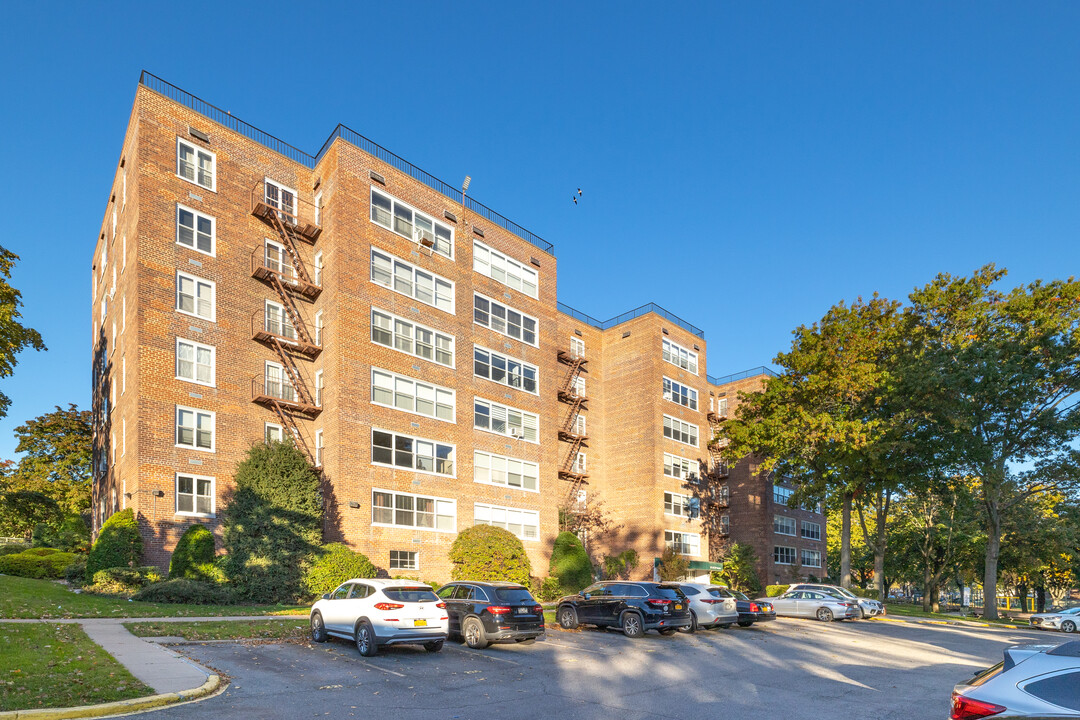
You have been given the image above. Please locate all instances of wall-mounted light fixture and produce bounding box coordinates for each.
[348,501,360,509]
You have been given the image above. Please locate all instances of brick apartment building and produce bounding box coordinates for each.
[90,73,825,583]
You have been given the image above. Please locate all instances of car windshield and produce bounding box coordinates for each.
[493,587,535,603]
[1059,607,1080,615]
[708,588,734,598]
[654,586,685,600]
[833,587,857,599]
[383,587,439,602]
[731,591,750,601]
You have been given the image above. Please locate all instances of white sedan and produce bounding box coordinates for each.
[309,578,449,656]
[1029,605,1080,634]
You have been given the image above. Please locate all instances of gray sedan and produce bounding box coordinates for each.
[760,591,859,622]
[1029,606,1080,634]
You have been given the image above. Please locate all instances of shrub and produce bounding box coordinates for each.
[86,508,142,576]
[449,525,531,585]
[391,576,444,590]
[714,543,762,594]
[303,543,377,598]
[657,547,689,582]
[85,566,165,595]
[169,523,216,580]
[32,515,90,552]
[0,545,28,558]
[766,584,790,597]
[189,559,227,585]
[223,442,322,604]
[849,587,882,599]
[21,547,61,556]
[0,550,77,579]
[549,531,591,593]
[602,549,640,580]
[65,555,88,586]
[533,576,563,602]
[132,578,233,605]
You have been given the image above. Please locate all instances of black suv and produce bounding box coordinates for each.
[556,581,692,637]
[436,581,545,649]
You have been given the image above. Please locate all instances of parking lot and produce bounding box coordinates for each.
[139,619,1056,720]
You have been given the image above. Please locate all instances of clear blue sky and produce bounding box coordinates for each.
[1,2,1079,458]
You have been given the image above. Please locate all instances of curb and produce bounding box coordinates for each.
[870,616,1021,631]
[0,674,223,720]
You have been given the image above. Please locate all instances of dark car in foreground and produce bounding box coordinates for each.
[557,581,692,638]
[718,588,777,627]
[950,640,1080,719]
[436,581,544,649]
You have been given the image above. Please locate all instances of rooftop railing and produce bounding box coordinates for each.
[138,71,554,256]
[556,302,705,339]
[707,366,780,386]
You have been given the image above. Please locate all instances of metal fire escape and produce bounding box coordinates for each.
[249,182,322,463]
[556,349,589,501]
[704,399,731,535]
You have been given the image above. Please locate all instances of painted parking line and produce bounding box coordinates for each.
[444,644,522,665]
[356,659,407,677]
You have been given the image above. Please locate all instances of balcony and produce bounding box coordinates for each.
[558,429,589,444]
[251,310,320,359]
[557,388,588,405]
[252,378,321,418]
[250,181,321,243]
[250,247,321,300]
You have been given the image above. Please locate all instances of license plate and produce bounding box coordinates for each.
[414,619,427,627]
[675,604,682,610]
[516,607,529,614]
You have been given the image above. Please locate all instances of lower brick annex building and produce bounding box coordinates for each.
[91,73,826,586]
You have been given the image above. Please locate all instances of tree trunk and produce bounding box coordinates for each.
[841,492,852,589]
[1015,583,1028,615]
[922,565,933,612]
[983,515,1002,620]
[872,493,890,602]
[1036,586,1046,613]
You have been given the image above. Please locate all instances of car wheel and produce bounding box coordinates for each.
[677,611,698,633]
[310,612,328,643]
[424,640,444,653]
[817,607,834,622]
[355,621,377,657]
[558,606,579,630]
[1062,620,1077,634]
[737,621,754,627]
[621,612,644,638]
[514,637,536,644]
[463,617,489,649]
[719,623,733,629]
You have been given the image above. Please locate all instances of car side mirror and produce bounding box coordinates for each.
[322,593,330,600]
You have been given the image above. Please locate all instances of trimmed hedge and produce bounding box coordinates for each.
[766,584,791,597]
[85,566,165,596]
[86,508,142,576]
[0,550,78,579]
[132,578,234,605]
[0,545,29,558]
[169,523,216,580]
[549,532,591,593]
[849,587,883,599]
[22,547,61,557]
[449,525,531,585]
[65,555,88,586]
[532,576,563,602]
[303,543,377,598]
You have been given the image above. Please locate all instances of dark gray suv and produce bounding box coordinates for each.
[556,582,692,638]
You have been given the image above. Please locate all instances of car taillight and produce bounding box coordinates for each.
[950,693,1006,720]
[749,603,760,612]
[646,599,672,608]
[436,602,447,609]
[374,602,404,611]
[533,605,543,614]
[488,606,512,615]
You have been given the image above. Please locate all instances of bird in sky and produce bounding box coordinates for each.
[572,188,583,204]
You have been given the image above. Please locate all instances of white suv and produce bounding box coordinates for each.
[309,579,449,656]
[788,583,885,619]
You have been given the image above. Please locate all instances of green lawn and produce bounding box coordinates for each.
[0,624,152,711]
[883,602,1020,626]
[125,619,309,641]
[0,575,307,619]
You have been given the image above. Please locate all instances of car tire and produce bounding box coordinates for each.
[463,617,489,649]
[817,607,834,622]
[558,606,579,630]
[424,640,444,653]
[621,612,644,638]
[310,612,328,643]
[514,637,537,644]
[1062,620,1077,634]
[737,621,754,627]
[719,623,733,629]
[355,621,377,657]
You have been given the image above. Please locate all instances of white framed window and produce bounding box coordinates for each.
[663,338,698,375]
[315,430,324,467]
[175,406,214,452]
[264,362,295,403]
[665,530,700,556]
[264,300,296,340]
[176,138,215,191]
[371,308,454,368]
[176,204,215,256]
[473,398,539,443]
[264,179,297,222]
[264,238,295,277]
[571,376,585,398]
[473,345,538,394]
[121,355,126,394]
[473,450,539,492]
[314,192,322,226]
[370,248,454,313]
[313,251,323,286]
[801,549,822,568]
[573,452,587,473]
[122,235,126,273]
[100,297,107,325]
[390,550,418,571]
[473,294,538,346]
[473,240,538,298]
[774,546,796,565]
[176,272,215,321]
[774,515,797,536]
[372,488,455,532]
[111,321,116,355]
[716,397,729,417]
[573,414,586,436]
[101,243,108,278]
[774,486,794,506]
[371,368,455,422]
[664,491,695,518]
[175,338,215,386]
[570,336,585,359]
[314,370,324,407]
[265,423,284,443]
[121,295,126,333]
[112,207,117,239]
[801,521,822,541]
[314,310,323,346]
[720,515,730,535]
[176,473,215,517]
[663,377,698,410]
[370,187,453,258]
[663,415,698,447]
[474,503,540,541]
[663,453,696,481]
[371,428,455,477]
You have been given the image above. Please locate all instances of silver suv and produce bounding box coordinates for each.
[788,583,884,619]
[951,640,1080,718]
